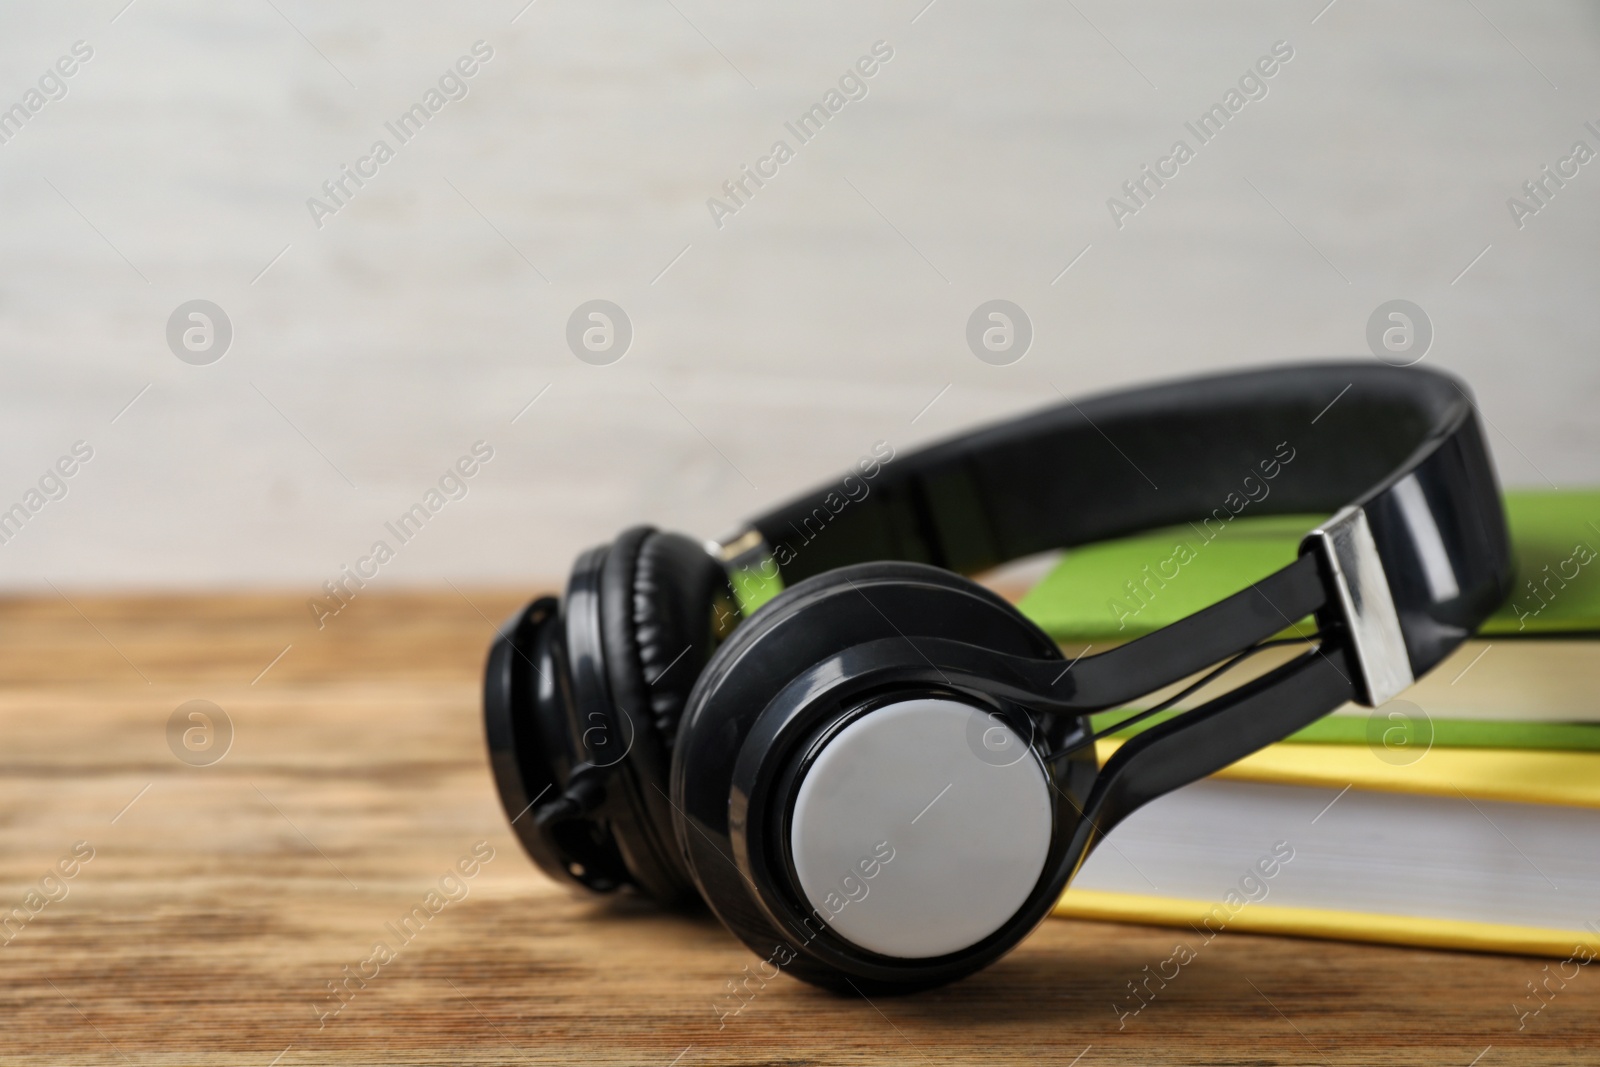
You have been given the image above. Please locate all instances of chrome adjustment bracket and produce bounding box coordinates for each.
[1300,505,1415,707]
[707,527,773,577]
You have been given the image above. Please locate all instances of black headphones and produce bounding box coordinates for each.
[483,362,1511,993]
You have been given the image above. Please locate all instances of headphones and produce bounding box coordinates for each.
[483,362,1511,993]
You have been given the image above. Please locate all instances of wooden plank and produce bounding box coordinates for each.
[1,591,1595,1065]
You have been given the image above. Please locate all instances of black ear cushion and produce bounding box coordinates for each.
[599,526,736,902]
[607,527,734,750]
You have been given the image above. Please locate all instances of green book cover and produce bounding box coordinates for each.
[1018,490,1600,641]
[1016,491,1600,752]
[1084,705,1600,753]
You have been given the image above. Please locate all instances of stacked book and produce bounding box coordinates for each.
[1016,491,1600,959]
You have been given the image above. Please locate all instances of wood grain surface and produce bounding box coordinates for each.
[2,590,1597,1065]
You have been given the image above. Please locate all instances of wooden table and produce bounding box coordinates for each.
[2,591,1595,1065]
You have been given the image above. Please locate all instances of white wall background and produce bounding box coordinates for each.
[0,0,1596,590]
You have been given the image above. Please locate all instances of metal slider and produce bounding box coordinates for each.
[1300,505,1415,707]
[707,527,771,573]
[706,527,787,616]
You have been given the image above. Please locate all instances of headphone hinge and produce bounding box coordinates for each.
[1300,505,1415,707]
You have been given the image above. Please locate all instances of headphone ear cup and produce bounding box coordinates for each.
[598,526,737,902]
[669,561,1087,990]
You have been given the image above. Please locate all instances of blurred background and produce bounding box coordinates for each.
[1,0,1596,592]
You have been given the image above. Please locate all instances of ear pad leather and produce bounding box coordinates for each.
[597,526,737,902]
[607,527,735,750]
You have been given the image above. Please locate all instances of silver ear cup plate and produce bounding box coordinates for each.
[788,699,1054,959]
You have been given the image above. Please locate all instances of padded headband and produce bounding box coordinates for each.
[719,362,1511,703]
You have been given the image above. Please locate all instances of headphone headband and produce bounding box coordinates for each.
[719,362,1510,704]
